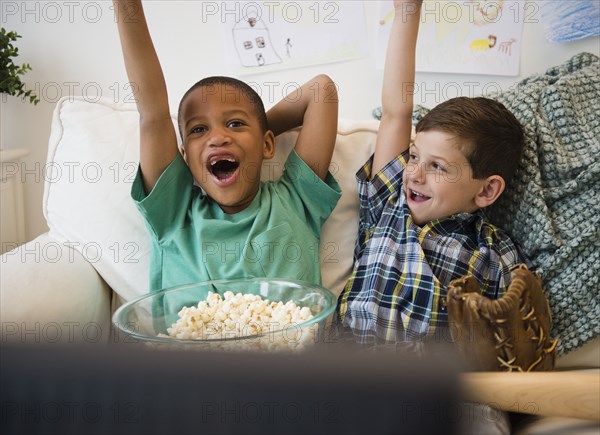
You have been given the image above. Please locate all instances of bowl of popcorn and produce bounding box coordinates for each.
[112,278,337,352]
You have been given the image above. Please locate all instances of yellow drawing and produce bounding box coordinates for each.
[469,34,497,52]
[379,8,394,26]
[376,0,523,75]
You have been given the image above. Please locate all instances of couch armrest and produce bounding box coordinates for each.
[0,233,112,344]
[461,370,600,421]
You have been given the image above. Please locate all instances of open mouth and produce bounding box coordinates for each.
[408,189,430,203]
[208,157,240,181]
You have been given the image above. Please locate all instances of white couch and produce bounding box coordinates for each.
[1,96,380,342]
[1,97,598,432]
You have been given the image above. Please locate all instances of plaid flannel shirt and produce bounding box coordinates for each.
[336,152,532,344]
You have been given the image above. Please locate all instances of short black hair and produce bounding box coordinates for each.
[177,76,268,135]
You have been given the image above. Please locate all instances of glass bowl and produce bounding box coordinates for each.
[112,278,337,352]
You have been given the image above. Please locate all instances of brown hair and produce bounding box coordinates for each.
[415,97,524,182]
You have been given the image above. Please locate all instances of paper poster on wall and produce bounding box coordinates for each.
[222,1,368,76]
[541,0,600,42]
[377,0,524,76]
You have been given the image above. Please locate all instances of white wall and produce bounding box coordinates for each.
[1,0,599,241]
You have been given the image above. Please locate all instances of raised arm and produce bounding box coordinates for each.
[266,74,338,180]
[371,0,422,175]
[113,0,178,192]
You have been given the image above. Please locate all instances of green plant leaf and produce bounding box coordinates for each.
[0,27,39,105]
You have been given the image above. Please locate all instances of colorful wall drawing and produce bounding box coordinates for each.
[377,0,524,76]
[222,1,368,76]
[541,0,600,42]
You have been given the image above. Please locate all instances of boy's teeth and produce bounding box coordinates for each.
[211,157,235,166]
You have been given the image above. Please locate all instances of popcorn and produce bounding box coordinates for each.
[158,291,318,351]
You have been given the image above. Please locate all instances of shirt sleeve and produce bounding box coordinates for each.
[275,149,342,237]
[130,153,194,242]
[357,151,408,227]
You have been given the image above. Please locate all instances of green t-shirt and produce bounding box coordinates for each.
[131,150,341,291]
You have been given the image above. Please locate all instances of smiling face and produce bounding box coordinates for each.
[178,84,274,214]
[403,130,491,226]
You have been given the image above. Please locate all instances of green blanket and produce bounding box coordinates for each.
[374,53,600,355]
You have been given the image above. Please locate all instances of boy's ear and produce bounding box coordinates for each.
[474,175,505,208]
[262,130,276,160]
[180,145,187,163]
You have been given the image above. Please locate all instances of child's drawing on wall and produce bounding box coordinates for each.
[471,0,505,25]
[223,1,367,76]
[469,34,497,52]
[232,16,282,67]
[377,0,523,75]
[541,0,600,42]
[498,38,517,55]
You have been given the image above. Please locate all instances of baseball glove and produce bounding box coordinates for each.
[446,264,558,372]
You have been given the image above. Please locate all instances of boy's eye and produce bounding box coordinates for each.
[409,153,418,161]
[228,120,245,128]
[432,162,446,172]
[190,126,206,134]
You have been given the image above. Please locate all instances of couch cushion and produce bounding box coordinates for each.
[0,233,112,343]
[44,98,151,301]
[43,97,378,301]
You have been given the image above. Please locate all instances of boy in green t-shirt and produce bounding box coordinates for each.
[113,1,341,291]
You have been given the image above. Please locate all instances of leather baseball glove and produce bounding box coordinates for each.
[446,264,558,372]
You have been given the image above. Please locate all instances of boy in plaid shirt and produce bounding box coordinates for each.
[336,0,532,345]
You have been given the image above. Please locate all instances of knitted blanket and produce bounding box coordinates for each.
[373,53,600,355]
